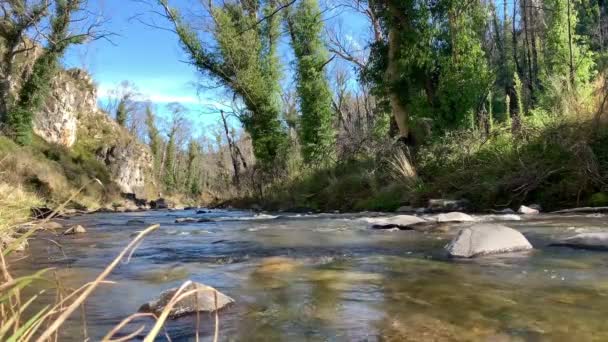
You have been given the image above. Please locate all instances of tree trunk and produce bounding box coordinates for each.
[567,0,575,87]
[385,1,409,141]
[508,85,522,135]
[220,110,241,190]
[522,0,535,103]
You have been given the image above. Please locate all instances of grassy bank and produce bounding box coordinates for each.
[0,135,121,211]
[236,114,608,213]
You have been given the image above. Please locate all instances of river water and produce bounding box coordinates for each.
[10,209,608,341]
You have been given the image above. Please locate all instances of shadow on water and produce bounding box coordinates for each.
[9,210,608,341]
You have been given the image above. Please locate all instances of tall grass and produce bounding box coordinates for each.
[1,222,222,341]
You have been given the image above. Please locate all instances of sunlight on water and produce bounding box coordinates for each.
[10,210,608,341]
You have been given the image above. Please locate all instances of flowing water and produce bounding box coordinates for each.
[10,209,608,341]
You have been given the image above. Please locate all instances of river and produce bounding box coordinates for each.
[10,209,608,341]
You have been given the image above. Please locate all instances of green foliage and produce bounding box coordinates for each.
[287,0,336,165]
[590,192,608,206]
[161,0,288,169]
[5,0,86,145]
[115,98,128,127]
[436,1,493,130]
[542,0,595,88]
[163,129,177,189]
[145,105,162,175]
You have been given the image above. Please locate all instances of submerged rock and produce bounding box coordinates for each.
[139,281,234,318]
[42,221,64,230]
[175,217,213,224]
[518,205,540,215]
[396,206,415,213]
[126,219,146,226]
[551,233,608,250]
[362,215,426,229]
[445,224,533,258]
[553,206,608,214]
[63,225,87,235]
[433,212,476,223]
[254,257,301,275]
[490,208,516,215]
[483,214,522,222]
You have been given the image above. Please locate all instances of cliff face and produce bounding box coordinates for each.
[32,68,155,198]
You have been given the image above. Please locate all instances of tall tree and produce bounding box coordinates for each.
[543,0,594,88]
[145,105,163,179]
[286,0,336,164]
[157,0,289,169]
[116,97,128,127]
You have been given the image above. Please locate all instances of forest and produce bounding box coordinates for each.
[1,0,608,215]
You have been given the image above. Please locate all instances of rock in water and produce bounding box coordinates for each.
[434,212,476,223]
[139,281,234,318]
[428,199,470,212]
[150,198,168,210]
[126,219,146,226]
[445,224,533,258]
[362,215,426,229]
[63,225,87,235]
[551,233,608,250]
[518,205,540,215]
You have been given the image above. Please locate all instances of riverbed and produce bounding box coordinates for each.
[10,209,608,341]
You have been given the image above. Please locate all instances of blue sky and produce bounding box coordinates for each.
[62,0,370,135]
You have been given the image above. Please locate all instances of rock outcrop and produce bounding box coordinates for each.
[139,281,234,318]
[31,68,155,197]
[445,224,533,258]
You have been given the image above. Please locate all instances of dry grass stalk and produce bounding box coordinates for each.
[142,281,221,342]
[388,148,418,189]
[35,224,160,341]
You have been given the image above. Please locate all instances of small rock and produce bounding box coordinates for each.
[196,210,210,214]
[518,205,540,215]
[551,233,608,250]
[396,206,415,213]
[150,198,168,210]
[126,219,146,226]
[433,212,476,223]
[483,214,522,222]
[490,208,516,214]
[63,225,87,235]
[362,215,426,229]
[42,221,64,230]
[445,224,533,258]
[175,217,213,224]
[139,281,234,318]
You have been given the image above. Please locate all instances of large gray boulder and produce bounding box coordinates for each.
[139,281,234,318]
[362,215,426,229]
[433,212,476,223]
[445,224,533,258]
[551,233,608,250]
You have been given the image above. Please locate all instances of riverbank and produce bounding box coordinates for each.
[229,115,608,214]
